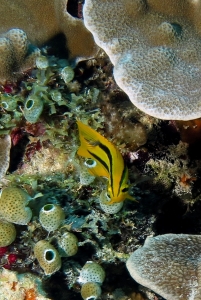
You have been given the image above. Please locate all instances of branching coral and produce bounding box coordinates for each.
[0,0,98,60]
[83,0,201,120]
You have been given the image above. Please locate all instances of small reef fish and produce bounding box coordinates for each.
[77,120,135,204]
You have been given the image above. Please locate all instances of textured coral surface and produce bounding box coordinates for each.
[127,234,201,300]
[84,0,201,120]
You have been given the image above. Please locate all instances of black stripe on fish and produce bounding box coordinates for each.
[117,165,127,196]
[88,150,110,173]
[98,142,114,196]
[88,141,114,196]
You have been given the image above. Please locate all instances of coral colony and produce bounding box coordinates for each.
[1,0,201,299]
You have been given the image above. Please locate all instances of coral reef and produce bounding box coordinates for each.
[0,0,98,59]
[83,0,201,120]
[2,7,201,298]
[126,234,201,300]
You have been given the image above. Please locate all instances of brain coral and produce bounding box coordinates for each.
[0,0,97,59]
[83,0,201,120]
[126,234,201,300]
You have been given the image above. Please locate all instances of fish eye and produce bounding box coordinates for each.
[84,159,97,168]
[121,187,128,193]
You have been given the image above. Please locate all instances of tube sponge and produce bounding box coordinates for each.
[0,187,32,225]
[61,66,74,84]
[39,204,65,232]
[34,240,61,275]
[57,232,78,257]
[0,220,16,247]
[24,95,44,124]
[1,94,17,111]
[79,261,105,285]
[81,282,101,300]
[99,190,123,214]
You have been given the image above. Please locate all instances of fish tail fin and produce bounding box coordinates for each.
[126,194,138,202]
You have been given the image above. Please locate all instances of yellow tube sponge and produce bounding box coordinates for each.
[0,220,16,247]
[0,187,32,225]
[34,240,61,275]
[83,0,201,120]
[39,204,65,232]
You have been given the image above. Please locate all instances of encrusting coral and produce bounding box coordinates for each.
[126,234,201,300]
[0,28,40,83]
[0,0,98,60]
[83,0,201,120]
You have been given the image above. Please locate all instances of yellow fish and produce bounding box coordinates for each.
[77,120,135,204]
